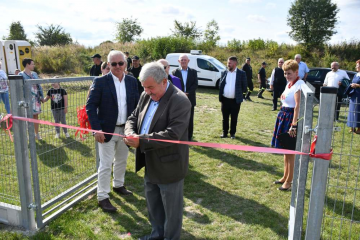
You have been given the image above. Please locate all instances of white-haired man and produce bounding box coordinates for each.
[86,50,140,212]
[125,62,191,240]
[295,54,309,81]
[324,62,350,120]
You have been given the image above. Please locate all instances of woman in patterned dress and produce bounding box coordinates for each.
[347,60,360,133]
[271,60,305,191]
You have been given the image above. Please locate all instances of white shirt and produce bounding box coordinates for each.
[298,61,309,79]
[223,68,237,99]
[111,71,127,125]
[281,79,305,108]
[270,68,275,86]
[324,69,349,88]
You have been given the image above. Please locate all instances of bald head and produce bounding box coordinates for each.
[157,59,169,74]
[331,62,339,72]
[178,54,190,70]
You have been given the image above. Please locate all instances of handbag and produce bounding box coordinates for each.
[277,132,297,150]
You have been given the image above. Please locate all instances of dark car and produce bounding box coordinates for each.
[267,68,356,98]
[306,68,356,98]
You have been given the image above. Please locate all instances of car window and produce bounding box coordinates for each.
[197,59,218,72]
[307,70,322,79]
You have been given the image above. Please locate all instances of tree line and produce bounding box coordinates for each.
[3,0,339,51]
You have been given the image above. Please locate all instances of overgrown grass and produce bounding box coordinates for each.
[31,38,360,76]
[0,85,359,239]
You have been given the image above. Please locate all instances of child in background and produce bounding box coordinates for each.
[0,61,10,114]
[43,78,69,138]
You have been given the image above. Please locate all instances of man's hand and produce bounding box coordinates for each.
[270,85,273,91]
[124,134,140,148]
[64,108,68,114]
[95,132,105,143]
[338,81,342,86]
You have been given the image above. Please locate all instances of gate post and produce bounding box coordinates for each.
[305,87,337,240]
[8,75,36,231]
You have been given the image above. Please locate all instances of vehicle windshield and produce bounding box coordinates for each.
[208,58,226,70]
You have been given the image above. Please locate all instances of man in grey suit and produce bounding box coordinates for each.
[124,62,191,240]
[172,54,198,141]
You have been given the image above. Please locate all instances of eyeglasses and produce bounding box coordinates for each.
[111,61,125,67]
[164,66,168,70]
[279,62,284,63]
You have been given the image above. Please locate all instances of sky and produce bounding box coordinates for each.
[1,0,359,47]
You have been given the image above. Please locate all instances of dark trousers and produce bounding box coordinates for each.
[272,89,281,110]
[247,79,254,92]
[336,94,342,120]
[144,174,184,240]
[188,106,194,140]
[221,97,241,135]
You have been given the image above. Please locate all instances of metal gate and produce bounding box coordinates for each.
[6,75,98,230]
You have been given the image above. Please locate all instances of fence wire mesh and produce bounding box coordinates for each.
[321,98,360,239]
[29,79,97,206]
[0,95,20,206]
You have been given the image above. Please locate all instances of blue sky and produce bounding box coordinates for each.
[1,0,359,47]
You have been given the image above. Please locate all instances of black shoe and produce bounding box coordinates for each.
[246,96,252,101]
[113,186,133,196]
[230,134,235,139]
[220,134,228,138]
[138,235,164,240]
[273,180,284,184]
[278,186,291,191]
[258,95,264,99]
[271,108,277,111]
[98,198,117,212]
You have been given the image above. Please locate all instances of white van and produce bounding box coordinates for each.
[166,50,226,88]
[0,40,32,74]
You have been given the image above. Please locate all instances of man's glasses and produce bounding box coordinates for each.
[164,65,168,70]
[111,61,125,67]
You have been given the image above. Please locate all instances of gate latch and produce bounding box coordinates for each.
[28,203,37,210]
[18,101,29,108]
[333,126,341,132]
[304,125,317,134]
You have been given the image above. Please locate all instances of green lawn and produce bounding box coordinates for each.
[0,85,359,239]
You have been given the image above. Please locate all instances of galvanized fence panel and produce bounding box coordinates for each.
[23,77,97,228]
[320,96,360,240]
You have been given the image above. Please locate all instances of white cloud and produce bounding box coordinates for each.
[247,15,267,22]
[333,0,360,8]
[266,2,277,9]
[229,0,261,3]
[161,6,181,15]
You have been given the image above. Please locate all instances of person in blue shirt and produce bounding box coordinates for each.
[295,54,309,81]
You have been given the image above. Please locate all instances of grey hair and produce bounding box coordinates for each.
[331,61,339,66]
[139,62,167,84]
[295,54,301,59]
[107,50,126,62]
[278,58,284,62]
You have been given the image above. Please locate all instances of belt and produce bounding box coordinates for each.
[116,124,125,127]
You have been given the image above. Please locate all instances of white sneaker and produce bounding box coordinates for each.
[55,133,60,139]
[65,133,70,138]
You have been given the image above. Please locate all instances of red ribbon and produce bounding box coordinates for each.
[75,105,92,140]
[0,114,13,141]
[0,114,333,160]
[309,135,333,160]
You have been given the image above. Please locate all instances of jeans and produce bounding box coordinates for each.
[0,91,10,114]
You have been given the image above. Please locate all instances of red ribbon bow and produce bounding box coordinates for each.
[309,135,333,160]
[75,105,92,140]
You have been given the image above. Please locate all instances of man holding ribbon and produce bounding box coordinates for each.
[124,62,191,240]
[86,50,139,212]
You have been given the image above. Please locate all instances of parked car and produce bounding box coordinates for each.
[166,50,226,88]
[267,68,356,98]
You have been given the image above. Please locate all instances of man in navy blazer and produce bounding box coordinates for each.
[172,54,198,141]
[86,50,139,212]
[219,56,247,139]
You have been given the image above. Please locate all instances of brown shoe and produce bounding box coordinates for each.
[113,186,133,196]
[98,198,117,212]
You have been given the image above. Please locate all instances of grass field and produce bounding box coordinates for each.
[0,84,360,239]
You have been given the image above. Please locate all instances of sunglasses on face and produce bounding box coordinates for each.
[111,61,125,67]
[164,66,168,70]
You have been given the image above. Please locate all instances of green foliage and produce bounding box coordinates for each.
[203,20,220,48]
[35,24,73,46]
[3,21,28,41]
[137,36,196,61]
[227,39,243,52]
[115,17,143,43]
[171,20,202,39]
[265,40,279,56]
[287,0,339,49]
[248,38,266,51]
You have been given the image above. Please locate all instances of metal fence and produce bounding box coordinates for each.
[320,97,360,239]
[0,75,97,230]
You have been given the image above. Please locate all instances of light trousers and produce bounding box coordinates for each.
[97,126,129,201]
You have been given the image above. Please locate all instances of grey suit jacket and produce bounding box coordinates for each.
[125,83,192,184]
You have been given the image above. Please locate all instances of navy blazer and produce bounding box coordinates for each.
[86,73,140,142]
[172,67,198,106]
[219,68,247,104]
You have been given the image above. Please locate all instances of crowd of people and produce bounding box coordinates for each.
[2,50,360,239]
